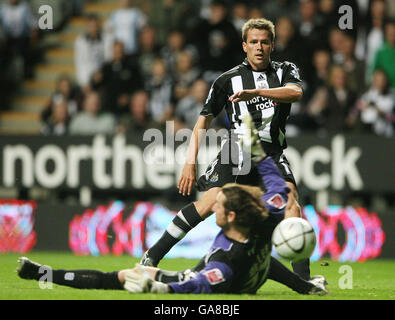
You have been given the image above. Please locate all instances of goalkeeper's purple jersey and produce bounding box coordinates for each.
[168,157,289,294]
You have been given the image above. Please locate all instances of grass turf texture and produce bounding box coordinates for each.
[0,252,394,300]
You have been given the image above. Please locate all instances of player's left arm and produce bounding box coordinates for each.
[229,83,303,104]
[168,261,233,294]
[122,261,233,294]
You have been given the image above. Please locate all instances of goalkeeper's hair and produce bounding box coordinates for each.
[242,18,275,42]
[221,183,269,232]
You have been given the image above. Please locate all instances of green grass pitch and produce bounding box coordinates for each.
[1,252,394,300]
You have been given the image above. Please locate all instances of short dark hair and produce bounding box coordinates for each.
[222,183,269,231]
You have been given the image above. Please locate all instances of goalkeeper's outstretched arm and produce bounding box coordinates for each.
[121,262,233,294]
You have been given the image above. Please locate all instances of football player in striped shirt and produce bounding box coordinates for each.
[142,18,311,281]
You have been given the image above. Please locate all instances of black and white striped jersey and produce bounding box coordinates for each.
[200,58,302,154]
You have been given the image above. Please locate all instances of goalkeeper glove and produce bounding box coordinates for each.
[241,113,267,162]
[123,264,169,294]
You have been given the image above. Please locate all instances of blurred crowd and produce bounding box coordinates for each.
[0,0,82,110]
[3,0,394,138]
[0,0,40,110]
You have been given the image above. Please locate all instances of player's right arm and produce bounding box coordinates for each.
[178,74,228,196]
[229,84,303,103]
[177,115,213,196]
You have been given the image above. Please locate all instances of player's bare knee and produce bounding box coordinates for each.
[194,187,221,219]
[118,269,132,283]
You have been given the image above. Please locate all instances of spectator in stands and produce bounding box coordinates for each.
[0,0,39,79]
[174,78,209,130]
[172,50,201,102]
[293,0,323,82]
[248,5,264,20]
[315,0,343,51]
[74,14,113,91]
[0,22,12,110]
[71,0,84,17]
[69,91,116,135]
[352,69,394,137]
[261,0,299,23]
[91,41,144,115]
[231,1,249,35]
[187,0,241,79]
[148,0,199,47]
[41,74,82,125]
[40,99,70,136]
[134,26,161,87]
[328,27,347,64]
[365,0,386,82]
[307,65,357,133]
[118,90,162,135]
[387,0,395,19]
[372,19,395,88]
[288,48,333,134]
[304,48,332,103]
[146,58,174,123]
[339,32,366,95]
[272,17,300,65]
[317,0,338,29]
[296,0,321,38]
[160,30,198,78]
[106,0,147,55]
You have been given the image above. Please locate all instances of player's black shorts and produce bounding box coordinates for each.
[269,152,297,187]
[196,140,297,192]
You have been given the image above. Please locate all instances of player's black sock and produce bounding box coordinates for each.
[148,203,203,263]
[292,259,311,280]
[48,269,123,290]
[268,257,314,294]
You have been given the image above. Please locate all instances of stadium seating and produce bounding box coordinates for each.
[0,0,148,134]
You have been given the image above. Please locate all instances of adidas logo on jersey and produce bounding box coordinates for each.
[257,74,265,81]
[256,73,268,89]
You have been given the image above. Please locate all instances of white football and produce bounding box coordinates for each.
[272,217,316,262]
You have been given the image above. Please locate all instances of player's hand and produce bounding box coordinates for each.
[177,163,196,196]
[240,114,267,163]
[229,89,260,103]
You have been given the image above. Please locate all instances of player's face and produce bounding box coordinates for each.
[213,191,229,228]
[242,28,274,71]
